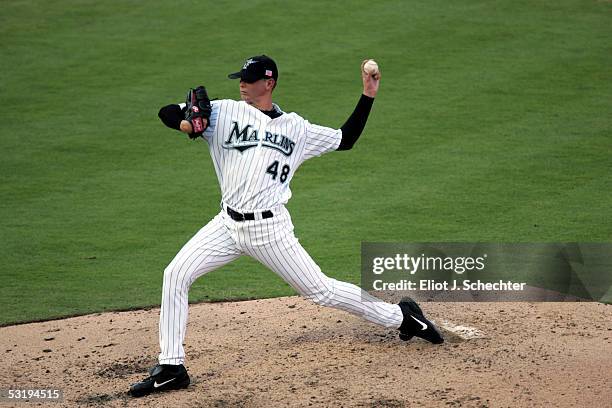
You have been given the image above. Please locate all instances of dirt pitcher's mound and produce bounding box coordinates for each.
[1,298,610,407]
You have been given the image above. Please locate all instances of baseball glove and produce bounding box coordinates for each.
[185,86,212,139]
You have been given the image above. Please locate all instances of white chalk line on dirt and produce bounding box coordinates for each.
[438,320,486,339]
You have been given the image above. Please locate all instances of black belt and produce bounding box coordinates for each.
[226,206,273,222]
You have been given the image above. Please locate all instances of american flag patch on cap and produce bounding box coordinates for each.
[265,70,273,77]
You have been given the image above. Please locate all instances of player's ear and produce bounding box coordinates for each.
[267,78,276,91]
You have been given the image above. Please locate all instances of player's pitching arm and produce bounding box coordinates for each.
[336,59,381,151]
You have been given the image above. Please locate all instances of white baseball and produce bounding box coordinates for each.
[363,59,379,76]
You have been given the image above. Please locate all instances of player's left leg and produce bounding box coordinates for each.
[130,213,243,398]
[158,212,242,365]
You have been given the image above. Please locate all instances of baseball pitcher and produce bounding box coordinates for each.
[129,55,444,397]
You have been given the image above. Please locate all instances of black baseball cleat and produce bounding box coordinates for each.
[128,364,190,397]
[398,297,444,344]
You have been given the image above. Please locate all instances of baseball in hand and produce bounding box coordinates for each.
[363,59,379,76]
[180,120,193,133]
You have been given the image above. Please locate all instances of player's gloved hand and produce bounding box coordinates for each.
[184,86,212,139]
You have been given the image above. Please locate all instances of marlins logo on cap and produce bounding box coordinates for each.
[228,55,278,83]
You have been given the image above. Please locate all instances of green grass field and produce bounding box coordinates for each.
[1,0,610,325]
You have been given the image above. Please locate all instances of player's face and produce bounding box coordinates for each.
[239,78,275,105]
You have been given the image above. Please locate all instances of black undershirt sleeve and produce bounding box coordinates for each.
[337,94,375,151]
[158,104,186,131]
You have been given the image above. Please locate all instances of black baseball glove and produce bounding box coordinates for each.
[185,86,212,139]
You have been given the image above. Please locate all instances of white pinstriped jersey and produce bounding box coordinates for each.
[191,99,342,211]
[158,96,407,367]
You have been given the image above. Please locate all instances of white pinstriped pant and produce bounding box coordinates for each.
[158,206,403,365]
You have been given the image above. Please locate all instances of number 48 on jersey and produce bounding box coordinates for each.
[266,161,290,183]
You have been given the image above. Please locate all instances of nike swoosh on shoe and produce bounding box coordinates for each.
[153,378,176,388]
[411,315,428,331]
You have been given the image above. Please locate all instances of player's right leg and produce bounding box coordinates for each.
[239,207,443,344]
[129,212,241,397]
[239,207,404,327]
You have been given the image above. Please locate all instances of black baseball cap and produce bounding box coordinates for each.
[228,55,278,83]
